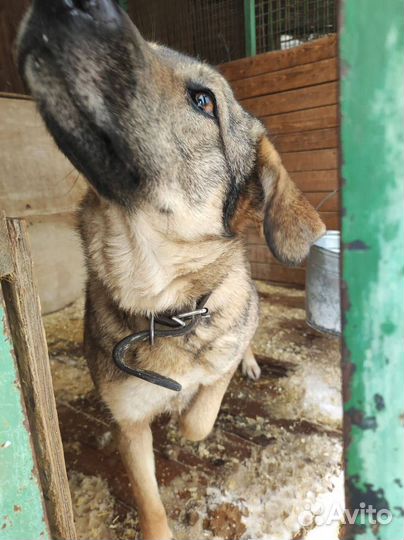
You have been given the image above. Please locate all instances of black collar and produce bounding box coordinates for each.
[113,294,211,392]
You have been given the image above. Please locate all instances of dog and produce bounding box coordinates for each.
[18,1,325,538]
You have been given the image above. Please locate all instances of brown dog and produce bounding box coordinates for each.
[18,1,325,538]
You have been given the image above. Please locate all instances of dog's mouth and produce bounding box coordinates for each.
[18,0,144,204]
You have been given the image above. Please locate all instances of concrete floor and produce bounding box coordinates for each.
[44,281,343,540]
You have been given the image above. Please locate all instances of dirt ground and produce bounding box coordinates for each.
[43,280,343,540]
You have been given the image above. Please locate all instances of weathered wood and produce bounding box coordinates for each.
[0,1,30,94]
[219,35,337,82]
[282,148,338,172]
[0,290,51,540]
[0,95,86,217]
[251,261,306,285]
[264,104,338,134]
[232,57,338,100]
[305,191,339,212]
[2,218,77,540]
[273,128,338,153]
[0,213,13,278]
[241,81,337,118]
[290,169,339,192]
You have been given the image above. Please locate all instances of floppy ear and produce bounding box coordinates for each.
[258,136,326,267]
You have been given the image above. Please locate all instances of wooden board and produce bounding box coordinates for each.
[264,104,338,134]
[0,95,86,217]
[290,170,339,192]
[241,81,338,118]
[219,35,337,82]
[0,214,13,278]
[0,1,30,94]
[282,148,338,172]
[273,128,338,153]
[1,218,77,540]
[250,262,306,285]
[232,57,338,100]
[305,191,339,212]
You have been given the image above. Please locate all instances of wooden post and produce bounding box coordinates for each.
[1,217,50,540]
[340,1,404,538]
[1,216,77,540]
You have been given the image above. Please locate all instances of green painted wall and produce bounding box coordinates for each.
[340,0,404,539]
[0,301,50,540]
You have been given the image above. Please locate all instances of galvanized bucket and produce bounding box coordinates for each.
[305,230,341,336]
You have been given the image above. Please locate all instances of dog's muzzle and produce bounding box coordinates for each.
[33,0,121,25]
[113,294,211,392]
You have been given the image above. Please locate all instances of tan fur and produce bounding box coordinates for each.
[179,367,236,442]
[259,136,326,266]
[80,195,260,539]
[118,420,173,540]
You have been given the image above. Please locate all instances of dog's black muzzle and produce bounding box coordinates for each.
[18,0,124,74]
[32,0,122,25]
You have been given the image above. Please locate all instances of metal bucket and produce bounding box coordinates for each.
[305,230,341,335]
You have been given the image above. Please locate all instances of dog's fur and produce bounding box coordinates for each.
[18,2,325,538]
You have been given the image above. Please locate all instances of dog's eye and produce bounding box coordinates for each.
[190,90,216,118]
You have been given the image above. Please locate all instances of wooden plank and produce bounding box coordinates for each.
[231,57,338,100]
[219,35,337,82]
[273,128,338,153]
[290,169,339,192]
[0,1,30,94]
[282,148,338,172]
[251,262,306,285]
[0,263,50,540]
[264,104,338,134]
[0,96,86,218]
[320,211,340,230]
[241,81,337,118]
[305,191,339,212]
[2,218,77,540]
[0,214,13,278]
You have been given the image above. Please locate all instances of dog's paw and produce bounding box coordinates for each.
[241,353,261,381]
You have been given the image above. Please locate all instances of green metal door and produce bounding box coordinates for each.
[340,1,404,539]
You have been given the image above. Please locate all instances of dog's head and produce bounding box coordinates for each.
[18,0,325,266]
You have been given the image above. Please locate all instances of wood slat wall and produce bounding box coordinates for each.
[0,0,30,94]
[219,35,340,286]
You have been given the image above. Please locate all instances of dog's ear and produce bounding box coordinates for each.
[256,135,326,266]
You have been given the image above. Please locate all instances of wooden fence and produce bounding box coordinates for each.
[220,35,339,286]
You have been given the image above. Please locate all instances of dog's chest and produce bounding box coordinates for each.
[101,320,248,425]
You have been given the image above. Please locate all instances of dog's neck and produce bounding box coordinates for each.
[79,191,243,315]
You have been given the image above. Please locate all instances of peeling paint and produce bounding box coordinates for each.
[374,394,385,412]
[0,301,51,540]
[340,1,404,538]
[344,240,370,251]
[346,409,378,431]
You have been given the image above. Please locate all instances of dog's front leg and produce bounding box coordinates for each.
[118,420,172,540]
[179,368,235,442]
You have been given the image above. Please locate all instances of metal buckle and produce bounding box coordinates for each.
[149,313,155,345]
[149,307,210,345]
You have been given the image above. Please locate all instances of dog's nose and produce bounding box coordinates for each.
[33,0,121,25]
